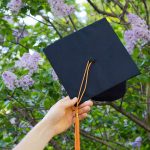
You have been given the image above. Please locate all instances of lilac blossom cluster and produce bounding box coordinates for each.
[15,75,34,90]
[48,0,75,17]
[3,15,14,24]
[2,52,41,91]
[2,71,34,91]
[13,29,28,43]
[131,137,142,148]
[124,13,150,54]
[13,29,28,38]
[2,71,17,90]
[7,0,22,14]
[15,52,41,75]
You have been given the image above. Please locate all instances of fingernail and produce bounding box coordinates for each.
[73,97,78,101]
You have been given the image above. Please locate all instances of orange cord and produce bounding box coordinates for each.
[75,60,93,150]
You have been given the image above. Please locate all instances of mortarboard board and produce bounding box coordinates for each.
[44,18,140,150]
[44,18,140,104]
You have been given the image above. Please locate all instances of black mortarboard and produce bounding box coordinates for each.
[44,18,140,104]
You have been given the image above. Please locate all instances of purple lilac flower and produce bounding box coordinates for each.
[124,13,150,54]
[131,142,137,148]
[124,30,137,54]
[15,52,41,75]
[127,13,148,29]
[13,29,28,43]
[133,27,150,43]
[2,71,17,90]
[3,15,14,24]
[135,137,142,147]
[7,0,22,14]
[131,137,142,149]
[48,0,75,17]
[13,29,28,38]
[16,75,34,90]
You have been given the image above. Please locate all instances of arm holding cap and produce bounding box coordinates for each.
[13,96,93,150]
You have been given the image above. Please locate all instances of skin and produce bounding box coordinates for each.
[13,96,93,150]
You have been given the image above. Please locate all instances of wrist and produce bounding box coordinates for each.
[41,118,56,138]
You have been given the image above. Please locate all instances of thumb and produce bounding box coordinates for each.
[64,97,78,108]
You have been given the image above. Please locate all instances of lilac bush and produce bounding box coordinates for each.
[7,0,22,14]
[2,71,17,90]
[124,13,150,54]
[15,75,34,90]
[2,52,41,91]
[131,137,142,149]
[48,0,75,17]
[15,52,41,75]
[1,0,150,149]
[13,29,28,43]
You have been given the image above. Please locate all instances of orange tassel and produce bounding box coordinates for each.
[74,60,93,150]
[75,108,80,150]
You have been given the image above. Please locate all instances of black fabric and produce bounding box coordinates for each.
[44,18,140,103]
[92,81,126,101]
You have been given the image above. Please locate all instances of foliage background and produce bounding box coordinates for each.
[0,0,150,149]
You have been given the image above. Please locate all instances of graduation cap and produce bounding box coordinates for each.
[44,18,140,104]
[44,18,140,150]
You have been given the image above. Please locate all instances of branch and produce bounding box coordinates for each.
[26,14,68,32]
[87,0,118,18]
[40,15,63,39]
[146,82,150,125]
[68,15,77,31]
[142,0,149,26]
[25,14,50,26]
[10,41,28,50]
[80,129,117,150]
[120,0,129,20]
[94,101,150,132]
[112,0,124,10]
[110,103,150,132]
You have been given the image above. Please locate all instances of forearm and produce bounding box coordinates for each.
[13,119,55,150]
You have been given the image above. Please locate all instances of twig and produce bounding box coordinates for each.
[94,101,150,132]
[80,129,117,150]
[146,83,150,125]
[41,15,63,39]
[120,0,129,20]
[110,103,150,132]
[25,14,50,26]
[142,0,149,26]
[111,0,124,10]
[68,15,77,31]
[87,0,117,18]
[10,41,28,50]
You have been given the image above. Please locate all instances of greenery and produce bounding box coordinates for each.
[0,0,150,149]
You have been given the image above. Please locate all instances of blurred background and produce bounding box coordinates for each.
[0,0,150,149]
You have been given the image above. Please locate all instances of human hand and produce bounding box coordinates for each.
[42,96,93,137]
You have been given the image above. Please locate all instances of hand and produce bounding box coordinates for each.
[43,96,93,137]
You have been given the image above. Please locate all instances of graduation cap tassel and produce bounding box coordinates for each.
[75,60,93,150]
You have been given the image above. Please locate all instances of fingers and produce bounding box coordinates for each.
[73,106,91,116]
[62,97,78,108]
[73,113,88,123]
[78,100,93,109]
[72,100,93,111]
